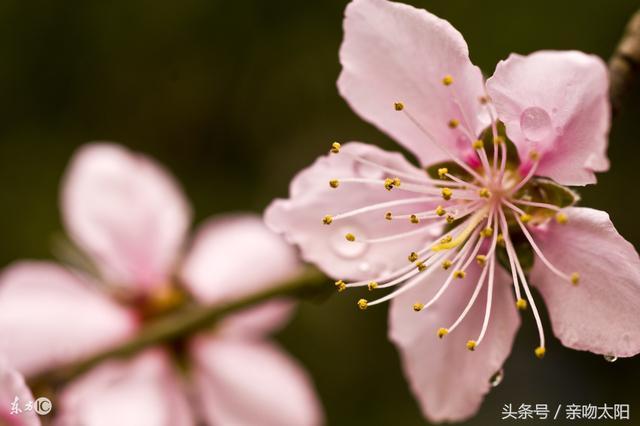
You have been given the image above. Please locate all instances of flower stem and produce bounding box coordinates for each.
[29,267,328,387]
[610,8,640,116]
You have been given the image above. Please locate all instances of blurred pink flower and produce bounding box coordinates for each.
[0,143,323,426]
[0,358,40,426]
[265,0,640,422]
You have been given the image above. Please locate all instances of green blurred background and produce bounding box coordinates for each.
[1,0,639,424]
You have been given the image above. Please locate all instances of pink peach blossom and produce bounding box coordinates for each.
[265,0,640,422]
[0,143,323,426]
[0,358,40,426]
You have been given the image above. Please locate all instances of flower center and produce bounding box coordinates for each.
[322,75,581,359]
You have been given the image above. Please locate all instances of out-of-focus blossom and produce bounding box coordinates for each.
[0,143,323,426]
[0,358,40,426]
[265,0,640,422]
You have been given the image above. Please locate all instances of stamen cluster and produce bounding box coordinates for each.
[322,76,580,358]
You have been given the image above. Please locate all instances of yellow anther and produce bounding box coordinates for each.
[393,177,401,187]
[335,280,346,292]
[516,298,528,310]
[437,167,449,179]
[448,119,459,129]
[493,136,504,145]
[329,179,340,188]
[466,340,477,351]
[437,328,449,339]
[472,139,484,150]
[367,281,378,291]
[480,227,493,238]
[146,285,185,314]
[476,255,487,266]
[345,233,356,242]
[330,142,341,154]
[478,188,491,198]
[570,272,580,286]
[555,212,568,224]
[453,270,466,279]
[535,346,546,359]
[384,178,395,191]
[442,75,453,86]
[446,215,455,224]
[520,213,532,223]
[497,233,505,246]
[441,259,453,270]
[413,302,424,312]
[408,252,419,262]
[529,150,540,161]
[394,102,404,111]
[441,187,453,200]
[322,215,333,225]
[435,205,446,216]
[409,214,420,224]
[417,262,427,272]
[384,211,393,221]
[440,235,453,244]
[357,299,368,310]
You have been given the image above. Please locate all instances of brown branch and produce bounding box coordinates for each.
[30,267,329,387]
[609,9,640,116]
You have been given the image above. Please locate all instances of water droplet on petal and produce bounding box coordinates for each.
[604,354,618,363]
[489,369,504,387]
[358,261,371,273]
[520,107,552,142]
[330,226,368,259]
[353,159,385,179]
[358,262,389,278]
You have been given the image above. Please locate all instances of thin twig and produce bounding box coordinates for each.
[30,267,328,387]
[609,9,640,116]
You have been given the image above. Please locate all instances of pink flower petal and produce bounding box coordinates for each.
[180,214,302,305]
[338,0,487,165]
[216,300,296,338]
[265,142,438,281]
[389,264,520,422]
[61,143,192,294]
[486,51,610,185]
[0,262,137,376]
[0,358,41,426]
[54,350,193,426]
[190,336,323,426]
[530,207,640,357]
